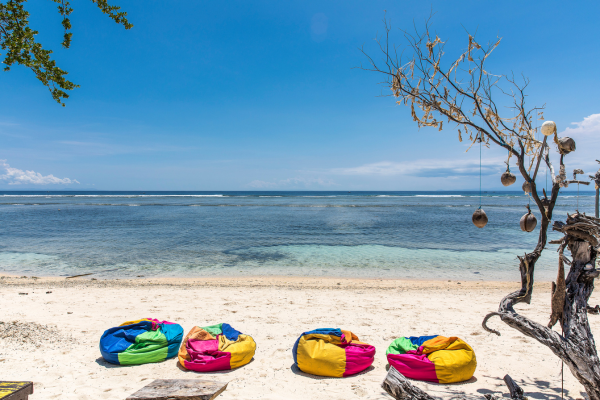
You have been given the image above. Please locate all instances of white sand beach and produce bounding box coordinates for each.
[0,276,595,399]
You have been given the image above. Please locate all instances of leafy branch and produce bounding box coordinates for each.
[0,0,132,105]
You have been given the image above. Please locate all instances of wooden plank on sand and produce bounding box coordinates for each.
[0,381,34,400]
[126,379,228,400]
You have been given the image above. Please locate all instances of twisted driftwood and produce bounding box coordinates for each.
[382,367,525,400]
[483,212,600,399]
[382,367,436,400]
[503,374,526,400]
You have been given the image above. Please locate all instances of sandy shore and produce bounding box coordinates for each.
[0,275,595,399]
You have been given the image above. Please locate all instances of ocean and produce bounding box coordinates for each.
[0,191,596,281]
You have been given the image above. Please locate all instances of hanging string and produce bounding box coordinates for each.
[479,131,482,209]
[561,360,564,400]
[528,160,531,206]
[561,325,564,400]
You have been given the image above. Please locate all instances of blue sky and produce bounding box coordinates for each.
[1,0,599,190]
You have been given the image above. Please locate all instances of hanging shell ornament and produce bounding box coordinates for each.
[501,165,516,187]
[558,137,576,154]
[522,181,531,194]
[472,208,488,228]
[541,121,556,136]
[520,205,537,232]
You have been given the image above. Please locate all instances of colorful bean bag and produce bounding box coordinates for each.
[386,335,477,383]
[292,328,375,377]
[178,323,256,372]
[99,318,184,365]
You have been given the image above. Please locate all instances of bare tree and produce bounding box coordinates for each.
[362,16,600,399]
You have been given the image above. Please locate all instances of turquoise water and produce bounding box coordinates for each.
[0,191,596,280]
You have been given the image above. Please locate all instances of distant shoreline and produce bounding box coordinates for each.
[0,274,552,287]
[1,189,597,193]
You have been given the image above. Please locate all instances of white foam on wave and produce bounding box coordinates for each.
[1,194,226,198]
[75,194,226,198]
[414,195,464,197]
[2,195,52,197]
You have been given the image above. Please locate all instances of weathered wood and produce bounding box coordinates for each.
[484,213,600,400]
[503,375,525,399]
[548,245,566,328]
[567,180,590,185]
[381,367,436,400]
[126,379,228,400]
[0,381,33,400]
[382,367,523,400]
[561,239,600,399]
[65,273,94,279]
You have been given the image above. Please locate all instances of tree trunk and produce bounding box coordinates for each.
[561,240,600,399]
[382,367,436,400]
[483,213,600,400]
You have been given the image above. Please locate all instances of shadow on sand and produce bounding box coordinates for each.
[175,357,255,374]
[290,363,375,380]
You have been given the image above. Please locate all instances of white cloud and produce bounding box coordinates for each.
[561,114,600,137]
[556,114,600,174]
[0,160,79,185]
[248,177,337,189]
[332,157,505,178]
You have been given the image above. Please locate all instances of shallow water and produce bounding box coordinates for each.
[0,190,596,280]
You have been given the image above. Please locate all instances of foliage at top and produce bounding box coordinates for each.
[0,0,132,105]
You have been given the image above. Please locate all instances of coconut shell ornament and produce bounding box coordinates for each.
[558,137,576,154]
[501,168,516,187]
[522,181,531,194]
[541,121,556,136]
[472,208,488,228]
[520,205,537,232]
